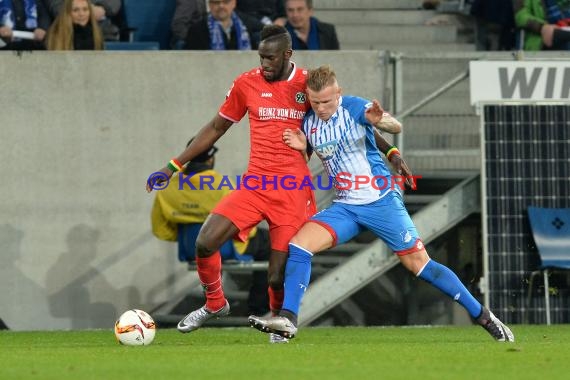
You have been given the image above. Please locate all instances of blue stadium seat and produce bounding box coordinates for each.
[105,41,160,50]
[526,206,570,324]
[177,224,253,263]
[122,0,177,49]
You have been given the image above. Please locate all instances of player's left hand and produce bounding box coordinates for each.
[283,128,307,152]
[365,99,384,126]
[146,167,173,193]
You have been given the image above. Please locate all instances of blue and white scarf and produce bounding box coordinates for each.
[207,12,251,50]
[0,0,38,30]
[544,0,570,24]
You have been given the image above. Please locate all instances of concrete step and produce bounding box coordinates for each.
[402,95,472,112]
[336,24,458,45]
[401,82,471,99]
[405,133,479,150]
[341,42,475,52]
[401,59,471,80]
[313,9,436,25]
[324,242,368,254]
[405,149,481,172]
[405,114,479,129]
[402,96,474,114]
[314,0,421,10]
[400,74,474,114]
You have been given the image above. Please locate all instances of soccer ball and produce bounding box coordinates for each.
[114,309,156,346]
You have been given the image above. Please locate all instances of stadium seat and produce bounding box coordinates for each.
[177,223,253,263]
[105,41,160,50]
[526,206,570,325]
[122,0,177,49]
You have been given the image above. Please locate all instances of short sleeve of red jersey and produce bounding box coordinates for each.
[219,76,247,123]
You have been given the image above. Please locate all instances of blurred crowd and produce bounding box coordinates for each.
[423,0,570,51]
[0,0,340,51]
[2,1,568,52]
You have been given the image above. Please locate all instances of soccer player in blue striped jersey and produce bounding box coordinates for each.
[249,65,514,343]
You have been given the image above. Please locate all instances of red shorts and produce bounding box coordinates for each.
[212,176,316,252]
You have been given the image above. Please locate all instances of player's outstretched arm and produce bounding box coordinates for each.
[365,100,402,134]
[177,115,233,164]
[146,114,233,193]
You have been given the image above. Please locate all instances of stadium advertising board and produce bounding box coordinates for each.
[470,61,570,105]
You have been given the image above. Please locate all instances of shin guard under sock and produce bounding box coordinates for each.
[196,252,226,311]
[417,259,482,318]
[268,287,284,315]
[282,243,313,316]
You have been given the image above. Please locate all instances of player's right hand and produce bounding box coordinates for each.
[283,128,307,152]
[146,167,173,193]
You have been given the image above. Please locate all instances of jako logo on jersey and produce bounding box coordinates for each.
[295,92,306,103]
[400,230,412,243]
[315,140,338,161]
[261,92,272,97]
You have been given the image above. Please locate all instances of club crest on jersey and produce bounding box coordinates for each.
[400,230,412,243]
[295,92,306,103]
[315,140,338,161]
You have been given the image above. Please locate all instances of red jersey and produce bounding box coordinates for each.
[219,63,311,176]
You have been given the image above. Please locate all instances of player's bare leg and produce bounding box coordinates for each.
[265,248,289,343]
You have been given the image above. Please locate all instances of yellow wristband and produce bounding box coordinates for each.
[386,147,400,161]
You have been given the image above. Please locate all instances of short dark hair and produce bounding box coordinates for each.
[260,24,291,47]
[285,0,313,8]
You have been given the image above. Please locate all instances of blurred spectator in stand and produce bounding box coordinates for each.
[0,0,50,50]
[46,0,103,50]
[171,0,206,49]
[514,0,570,50]
[470,0,515,50]
[185,0,262,50]
[151,138,270,315]
[422,0,441,10]
[236,0,286,26]
[44,0,120,41]
[236,0,286,46]
[284,0,339,50]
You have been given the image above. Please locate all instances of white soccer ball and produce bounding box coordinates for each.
[114,309,156,346]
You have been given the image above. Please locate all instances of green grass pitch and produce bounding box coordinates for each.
[0,325,568,380]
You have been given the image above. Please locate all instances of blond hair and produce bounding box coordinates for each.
[46,0,103,50]
[306,65,338,92]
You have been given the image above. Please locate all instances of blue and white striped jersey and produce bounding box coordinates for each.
[303,95,392,205]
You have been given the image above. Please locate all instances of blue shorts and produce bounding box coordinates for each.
[310,191,423,255]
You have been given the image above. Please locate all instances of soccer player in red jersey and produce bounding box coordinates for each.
[147,25,409,343]
[147,25,314,343]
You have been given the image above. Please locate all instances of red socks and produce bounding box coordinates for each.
[196,253,226,311]
[268,287,284,315]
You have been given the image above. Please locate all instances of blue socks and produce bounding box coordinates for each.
[281,248,483,320]
[282,243,313,316]
[417,259,482,318]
